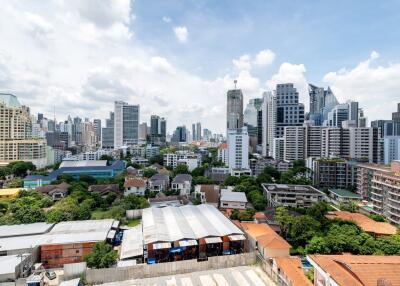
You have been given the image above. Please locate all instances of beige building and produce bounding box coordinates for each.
[0,94,46,168]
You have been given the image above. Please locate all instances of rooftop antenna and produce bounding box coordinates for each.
[234,79,237,89]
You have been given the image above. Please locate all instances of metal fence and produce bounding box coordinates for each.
[86,252,256,284]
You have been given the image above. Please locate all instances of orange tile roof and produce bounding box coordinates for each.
[254,212,267,219]
[240,222,291,250]
[274,257,313,286]
[218,143,228,149]
[308,254,400,286]
[326,211,398,236]
[124,177,147,188]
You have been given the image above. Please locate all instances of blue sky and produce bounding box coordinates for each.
[0,0,399,133]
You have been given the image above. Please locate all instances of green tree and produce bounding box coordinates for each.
[247,190,267,211]
[223,176,240,186]
[230,209,239,220]
[306,237,330,254]
[193,176,214,185]
[84,242,117,269]
[191,167,205,177]
[238,208,256,221]
[275,207,292,239]
[173,164,189,176]
[8,161,36,177]
[149,154,164,165]
[290,215,320,246]
[142,168,157,178]
[99,155,113,162]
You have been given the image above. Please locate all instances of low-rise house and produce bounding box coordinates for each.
[88,184,121,197]
[220,187,247,209]
[272,257,313,286]
[36,182,70,201]
[0,254,32,282]
[171,174,192,196]
[149,174,169,192]
[326,211,397,237]
[124,177,147,196]
[206,167,230,184]
[240,222,291,259]
[262,183,326,208]
[149,194,189,208]
[194,184,220,207]
[328,188,362,207]
[307,254,400,286]
[126,166,138,176]
[0,188,22,200]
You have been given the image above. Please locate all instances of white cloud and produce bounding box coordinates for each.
[162,16,171,23]
[173,26,188,43]
[323,51,400,121]
[254,49,275,67]
[266,62,308,105]
[232,54,252,71]
[151,57,175,74]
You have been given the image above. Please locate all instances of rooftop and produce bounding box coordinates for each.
[220,189,248,203]
[274,257,312,286]
[60,160,108,168]
[328,189,362,199]
[120,225,143,260]
[0,222,54,238]
[0,254,29,275]
[326,211,397,236]
[197,185,220,204]
[142,204,243,244]
[262,184,325,195]
[308,254,400,286]
[0,188,22,196]
[124,177,147,188]
[172,174,192,184]
[0,93,21,108]
[240,222,291,250]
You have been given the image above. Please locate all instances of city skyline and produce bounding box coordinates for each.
[1,1,400,133]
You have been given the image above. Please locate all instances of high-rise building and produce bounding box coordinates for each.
[102,112,114,149]
[324,101,359,128]
[383,136,400,164]
[192,123,196,141]
[393,103,400,122]
[308,84,339,126]
[196,122,201,141]
[227,127,249,171]
[0,93,47,168]
[93,119,101,143]
[139,122,148,141]
[227,88,243,132]
[283,126,305,162]
[262,91,276,156]
[114,101,139,148]
[272,138,284,161]
[171,126,187,144]
[150,115,166,145]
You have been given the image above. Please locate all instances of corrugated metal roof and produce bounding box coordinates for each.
[0,234,45,251]
[220,189,247,203]
[0,254,29,275]
[60,160,107,168]
[142,204,243,244]
[120,225,144,260]
[0,222,54,238]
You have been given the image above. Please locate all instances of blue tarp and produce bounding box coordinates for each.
[169,247,183,253]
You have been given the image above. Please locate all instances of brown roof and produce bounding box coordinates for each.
[36,182,70,194]
[124,177,147,188]
[198,184,220,204]
[240,222,291,250]
[326,211,397,236]
[274,257,313,286]
[88,184,120,195]
[308,254,400,286]
[218,143,228,150]
[254,212,267,219]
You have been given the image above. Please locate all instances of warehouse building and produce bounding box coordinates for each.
[142,204,245,264]
[40,219,119,268]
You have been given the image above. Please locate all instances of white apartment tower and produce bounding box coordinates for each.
[114,101,139,148]
[227,127,249,171]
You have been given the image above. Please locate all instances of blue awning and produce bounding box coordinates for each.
[169,247,183,253]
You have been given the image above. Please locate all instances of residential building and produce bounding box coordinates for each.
[171,174,192,196]
[393,102,400,122]
[356,163,392,199]
[0,93,47,168]
[138,122,148,141]
[114,101,139,148]
[171,126,186,144]
[240,222,291,259]
[272,138,284,161]
[328,189,362,207]
[194,184,220,207]
[101,112,114,149]
[262,183,326,208]
[148,173,169,192]
[36,182,71,201]
[124,177,147,196]
[272,257,313,286]
[226,87,243,131]
[261,91,276,156]
[370,160,400,225]
[148,194,189,208]
[309,158,357,189]
[324,101,359,127]
[283,126,305,161]
[326,211,397,236]
[93,119,101,143]
[227,127,249,171]
[217,143,228,165]
[384,136,400,164]
[307,254,400,286]
[220,187,247,209]
[88,184,121,197]
[206,167,230,184]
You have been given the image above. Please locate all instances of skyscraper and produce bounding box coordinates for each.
[393,103,400,122]
[139,122,148,141]
[102,112,114,149]
[261,91,276,156]
[227,87,243,132]
[196,122,201,141]
[227,127,249,171]
[308,84,339,126]
[93,119,101,143]
[171,126,187,144]
[150,115,167,145]
[114,101,139,148]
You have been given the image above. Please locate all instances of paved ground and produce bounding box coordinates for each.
[99,266,277,286]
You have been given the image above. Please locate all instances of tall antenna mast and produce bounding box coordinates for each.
[234,79,237,89]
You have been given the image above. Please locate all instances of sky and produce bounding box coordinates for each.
[0,0,400,133]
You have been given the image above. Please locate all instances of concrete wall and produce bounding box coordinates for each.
[86,252,256,284]
[126,209,143,219]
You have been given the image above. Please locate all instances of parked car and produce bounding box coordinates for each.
[45,270,57,280]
